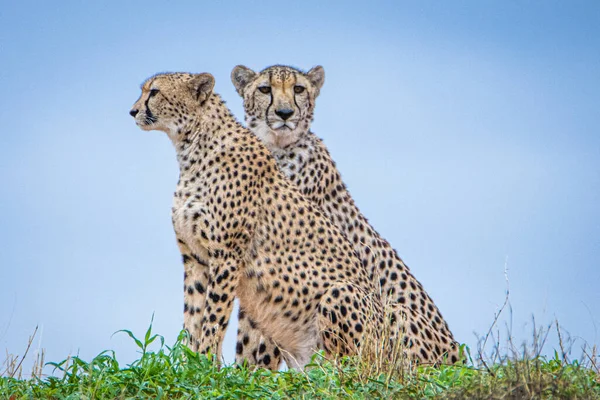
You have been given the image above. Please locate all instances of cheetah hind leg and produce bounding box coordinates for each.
[317,282,384,361]
[235,307,282,370]
[386,303,461,366]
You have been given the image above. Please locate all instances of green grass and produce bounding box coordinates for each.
[2,322,599,399]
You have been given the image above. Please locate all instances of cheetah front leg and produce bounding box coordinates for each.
[235,308,282,370]
[179,240,210,352]
[172,199,214,352]
[196,255,239,361]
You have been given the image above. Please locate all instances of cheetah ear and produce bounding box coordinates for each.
[190,73,215,104]
[307,66,325,95]
[231,65,256,96]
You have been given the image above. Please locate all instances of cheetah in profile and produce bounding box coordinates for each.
[129,72,394,369]
[231,65,460,368]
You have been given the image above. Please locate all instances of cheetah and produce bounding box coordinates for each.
[231,65,460,368]
[129,72,391,369]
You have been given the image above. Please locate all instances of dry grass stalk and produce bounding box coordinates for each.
[1,326,47,380]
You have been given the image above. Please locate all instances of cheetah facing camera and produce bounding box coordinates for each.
[231,65,460,368]
[130,72,387,369]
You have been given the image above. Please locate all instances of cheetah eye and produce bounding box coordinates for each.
[149,89,159,97]
[258,86,271,94]
[294,86,305,94]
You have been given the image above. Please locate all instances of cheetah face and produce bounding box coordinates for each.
[130,72,215,139]
[231,65,324,150]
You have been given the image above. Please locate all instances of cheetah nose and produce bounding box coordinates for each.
[129,109,139,117]
[275,108,294,121]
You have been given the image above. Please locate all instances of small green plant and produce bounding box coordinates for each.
[1,318,599,399]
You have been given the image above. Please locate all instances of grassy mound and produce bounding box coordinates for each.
[2,322,599,399]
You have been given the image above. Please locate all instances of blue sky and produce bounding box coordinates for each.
[1,1,599,373]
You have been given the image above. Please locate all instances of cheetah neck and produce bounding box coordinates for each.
[169,94,242,168]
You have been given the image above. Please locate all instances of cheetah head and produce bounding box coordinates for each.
[231,65,324,150]
[130,72,215,140]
